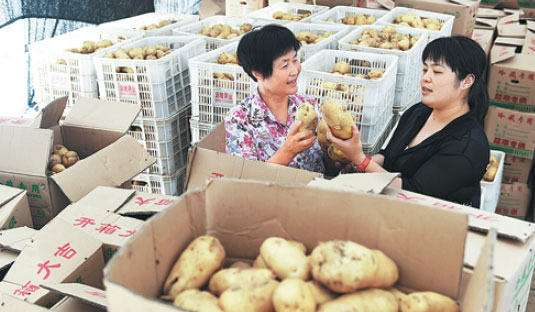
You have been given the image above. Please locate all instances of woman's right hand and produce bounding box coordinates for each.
[282,120,316,157]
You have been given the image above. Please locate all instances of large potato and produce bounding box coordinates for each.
[253,255,268,269]
[327,145,351,164]
[273,278,315,312]
[296,102,318,132]
[306,281,337,305]
[219,280,279,312]
[317,119,330,149]
[369,249,399,288]
[209,268,275,295]
[260,237,310,280]
[318,288,399,312]
[400,292,459,312]
[163,236,226,300]
[173,289,223,312]
[309,240,378,293]
[388,288,408,306]
[320,100,354,140]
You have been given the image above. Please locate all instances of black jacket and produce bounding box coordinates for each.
[379,103,490,207]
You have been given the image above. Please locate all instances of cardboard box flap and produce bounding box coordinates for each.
[76,186,135,214]
[450,0,479,7]
[498,22,527,37]
[523,27,535,55]
[494,36,526,45]
[476,17,499,27]
[36,96,68,130]
[0,249,17,271]
[0,126,53,176]
[0,294,49,311]
[41,283,107,309]
[498,11,520,25]
[528,20,535,32]
[52,135,155,203]
[63,97,141,133]
[307,172,399,194]
[461,229,496,312]
[117,192,178,216]
[0,226,37,252]
[0,185,24,208]
[490,43,517,63]
[477,8,506,18]
[376,0,394,10]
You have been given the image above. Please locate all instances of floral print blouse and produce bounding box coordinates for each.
[225,90,325,173]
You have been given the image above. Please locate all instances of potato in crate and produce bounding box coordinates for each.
[339,25,428,111]
[93,36,204,119]
[98,12,199,37]
[377,7,454,42]
[189,42,257,124]
[247,2,329,23]
[190,117,220,144]
[300,50,397,145]
[173,16,267,52]
[131,168,187,195]
[29,26,142,107]
[311,6,388,26]
[285,22,351,62]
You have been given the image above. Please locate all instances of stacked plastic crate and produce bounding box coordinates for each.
[93,36,205,195]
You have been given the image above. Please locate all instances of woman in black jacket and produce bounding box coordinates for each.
[327,36,490,207]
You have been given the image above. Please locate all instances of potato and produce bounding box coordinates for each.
[296,102,318,132]
[49,154,62,169]
[53,144,69,156]
[317,119,330,149]
[163,236,226,300]
[260,237,309,280]
[367,69,384,80]
[325,18,335,23]
[240,23,253,32]
[369,250,399,288]
[356,14,367,26]
[272,10,285,19]
[306,280,336,305]
[114,49,130,59]
[327,145,351,164]
[387,288,408,306]
[62,151,80,168]
[483,166,497,182]
[173,289,223,312]
[333,61,350,74]
[218,52,235,64]
[273,278,315,312]
[400,292,459,312]
[367,15,376,24]
[320,100,354,140]
[209,268,275,295]
[253,255,268,269]
[51,163,66,174]
[219,280,279,312]
[230,261,252,269]
[318,289,399,312]
[95,39,113,49]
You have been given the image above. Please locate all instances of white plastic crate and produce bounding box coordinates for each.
[363,113,396,154]
[376,7,454,42]
[145,150,184,175]
[285,22,351,62]
[98,12,199,37]
[481,150,505,213]
[131,168,187,195]
[339,25,428,111]
[173,16,267,52]
[248,2,329,24]
[93,36,204,119]
[310,6,388,26]
[30,26,142,107]
[189,42,257,124]
[190,117,220,144]
[300,50,397,145]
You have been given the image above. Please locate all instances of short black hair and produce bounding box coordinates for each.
[237,24,301,82]
[422,36,489,124]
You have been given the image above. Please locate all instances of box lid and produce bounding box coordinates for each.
[0,185,24,208]
[523,26,535,54]
[0,126,53,176]
[36,96,68,130]
[76,186,135,214]
[477,7,506,18]
[52,135,155,203]
[63,97,140,134]
[0,226,37,252]
[41,283,107,309]
[476,17,498,28]
[498,22,527,37]
[0,248,18,271]
[307,172,398,194]
[0,293,49,311]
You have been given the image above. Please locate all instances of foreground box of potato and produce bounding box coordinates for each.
[185,124,322,192]
[0,184,33,230]
[0,96,155,228]
[103,178,497,311]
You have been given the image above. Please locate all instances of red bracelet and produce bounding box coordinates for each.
[358,154,372,172]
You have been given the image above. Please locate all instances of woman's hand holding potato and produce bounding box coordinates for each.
[268,121,316,166]
[326,125,366,169]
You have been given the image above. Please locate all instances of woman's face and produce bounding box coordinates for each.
[257,49,301,96]
[421,58,463,109]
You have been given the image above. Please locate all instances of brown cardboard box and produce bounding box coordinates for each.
[502,153,534,183]
[0,97,155,228]
[0,184,33,230]
[185,124,323,191]
[0,294,49,311]
[484,106,535,159]
[473,28,495,54]
[103,178,497,311]
[475,16,499,29]
[199,0,225,19]
[395,0,481,36]
[45,283,106,311]
[226,0,266,17]
[496,182,532,218]
[0,248,17,271]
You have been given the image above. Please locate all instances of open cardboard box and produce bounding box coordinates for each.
[0,96,155,228]
[104,177,497,311]
[185,124,323,192]
[0,184,33,230]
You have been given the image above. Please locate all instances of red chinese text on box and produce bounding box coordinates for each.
[13,281,40,297]
[134,197,174,207]
[120,85,137,97]
[215,91,234,106]
[85,290,107,299]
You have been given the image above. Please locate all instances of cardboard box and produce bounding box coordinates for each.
[395,0,481,36]
[226,0,266,17]
[496,182,532,218]
[484,106,535,159]
[502,153,534,183]
[103,177,499,311]
[0,184,33,230]
[473,28,496,54]
[185,124,323,191]
[199,0,225,19]
[44,283,107,311]
[0,96,155,228]
[0,293,49,311]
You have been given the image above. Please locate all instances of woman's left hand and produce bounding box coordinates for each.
[326,125,366,166]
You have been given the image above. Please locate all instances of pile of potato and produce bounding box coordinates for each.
[295,31,333,45]
[136,19,180,30]
[103,45,173,73]
[212,52,240,83]
[325,13,376,25]
[483,155,499,182]
[161,235,459,312]
[394,13,443,31]
[272,10,311,21]
[48,144,80,174]
[197,23,253,40]
[57,38,125,64]
[348,26,420,51]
